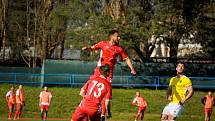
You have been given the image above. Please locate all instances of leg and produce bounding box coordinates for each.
[72,106,88,121]
[161,104,170,121]
[14,103,21,120]
[19,104,23,118]
[205,111,208,121]
[140,110,145,121]
[161,114,168,121]
[8,103,14,119]
[88,110,101,121]
[168,103,184,121]
[168,115,177,121]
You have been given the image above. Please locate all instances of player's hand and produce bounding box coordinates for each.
[179,100,185,106]
[23,101,25,106]
[131,70,136,76]
[167,96,172,101]
[82,46,88,50]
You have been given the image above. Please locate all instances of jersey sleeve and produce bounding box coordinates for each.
[119,48,128,60]
[132,97,137,104]
[81,80,90,93]
[49,92,52,98]
[104,84,111,101]
[16,90,20,96]
[183,77,192,87]
[6,91,10,97]
[169,77,174,87]
[91,41,103,50]
[39,92,42,98]
[143,97,147,107]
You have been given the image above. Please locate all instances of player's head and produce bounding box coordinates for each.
[10,85,14,91]
[208,91,213,96]
[176,62,185,75]
[19,84,23,89]
[44,86,48,91]
[99,64,110,78]
[108,30,120,44]
[136,91,140,97]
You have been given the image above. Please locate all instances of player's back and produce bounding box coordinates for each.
[82,76,111,110]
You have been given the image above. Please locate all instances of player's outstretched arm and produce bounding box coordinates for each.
[125,58,136,75]
[82,46,95,51]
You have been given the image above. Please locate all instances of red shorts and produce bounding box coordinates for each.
[40,105,49,111]
[205,108,212,115]
[72,105,100,121]
[137,107,146,114]
[8,102,14,109]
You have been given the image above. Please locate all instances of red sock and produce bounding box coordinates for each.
[8,112,12,118]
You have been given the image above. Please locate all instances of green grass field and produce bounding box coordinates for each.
[0,84,213,121]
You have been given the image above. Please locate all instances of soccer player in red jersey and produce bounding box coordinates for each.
[201,91,215,121]
[6,85,15,120]
[71,64,111,121]
[14,85,25,120]
[82,30,136,116]
[39,86,52,121]
[82,30,136,82]
[132,91,147,121]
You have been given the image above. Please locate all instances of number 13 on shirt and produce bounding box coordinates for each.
[89,80,104,98]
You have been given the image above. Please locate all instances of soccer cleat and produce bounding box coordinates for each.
[106,112,112,119]
[101,116,105,121]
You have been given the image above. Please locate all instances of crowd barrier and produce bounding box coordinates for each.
[0,73,215,89]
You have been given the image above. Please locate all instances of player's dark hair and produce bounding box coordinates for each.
[176,62,186,67]
[109,30,119,36]
[99,64,110,77]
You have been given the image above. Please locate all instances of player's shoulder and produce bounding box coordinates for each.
[98,40,108,44]
[169,76,176,82]
[182,75,191,80]
[181,75,192,83]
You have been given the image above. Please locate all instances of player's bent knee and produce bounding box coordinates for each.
[161,114,167,120]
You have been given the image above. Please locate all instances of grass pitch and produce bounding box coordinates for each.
[0,84,212,121]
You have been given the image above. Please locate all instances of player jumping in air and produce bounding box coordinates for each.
[39,86,52,121]
[71,64,111,121]
[161,63,194,121]
[14,84,25,120]
[82,30,136,117]
[201,91,215,121]
[132,91,147,121]
[6,85,15,120]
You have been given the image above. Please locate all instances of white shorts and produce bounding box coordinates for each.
[162,103,184,117]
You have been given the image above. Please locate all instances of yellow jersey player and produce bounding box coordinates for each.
[161,63,194,121]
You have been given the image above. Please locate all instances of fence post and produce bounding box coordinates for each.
[14,73,17,84]
[155,76,160,90]
[70,75,73,87]
[70,74,75,88]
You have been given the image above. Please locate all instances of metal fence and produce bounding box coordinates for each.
[1,73,215,89]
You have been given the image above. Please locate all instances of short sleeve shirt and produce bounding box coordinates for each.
[92,41,128,67]
[169,76,192,103]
